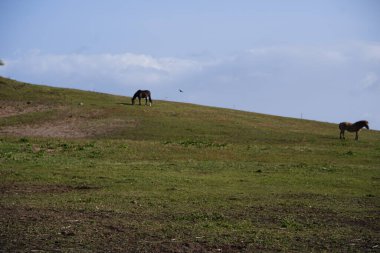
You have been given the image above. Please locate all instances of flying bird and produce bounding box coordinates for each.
[179,89,183,93]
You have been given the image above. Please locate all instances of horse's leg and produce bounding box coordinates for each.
[340,130,345,139]
[138,97,141,105]
[355,131,358,140]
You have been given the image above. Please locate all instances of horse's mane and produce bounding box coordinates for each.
[354,120,369,127]
[133,90,142,99]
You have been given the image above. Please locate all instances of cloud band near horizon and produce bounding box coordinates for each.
[1,42,379,129]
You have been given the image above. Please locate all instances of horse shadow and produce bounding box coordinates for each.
[117,102,133,106]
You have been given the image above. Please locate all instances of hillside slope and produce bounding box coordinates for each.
[1,76,373,141]
[1,76,379,252]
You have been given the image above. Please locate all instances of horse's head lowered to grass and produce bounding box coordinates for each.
[132,90,152,106]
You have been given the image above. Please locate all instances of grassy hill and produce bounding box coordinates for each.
[1,76,379,252]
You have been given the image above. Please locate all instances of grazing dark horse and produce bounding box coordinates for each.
[132,90,152,106]
[339,120,369,140]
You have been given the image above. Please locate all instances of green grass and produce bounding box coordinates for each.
[1,76,379,252]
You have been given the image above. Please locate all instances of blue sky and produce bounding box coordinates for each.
[1,0,380,129]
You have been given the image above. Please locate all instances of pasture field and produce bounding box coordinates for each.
[1,77,379,252]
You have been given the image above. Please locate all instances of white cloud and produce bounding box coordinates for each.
[248,45,349,65]
[358,42,380,62]
[0,52,216,92]
[361,72,379,90]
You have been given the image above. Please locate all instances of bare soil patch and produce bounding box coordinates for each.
[0,206,216,253]
[0,115,138,138]
[0,101,60,118]
[0,184,101,195]
[1,204,378,252]
[0,100,138,138]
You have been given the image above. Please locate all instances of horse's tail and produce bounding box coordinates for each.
[339,122,348,131]
[145,90,152,104]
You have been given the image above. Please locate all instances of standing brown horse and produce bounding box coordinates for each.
[131,90,152,106]
[339,120,369,140]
